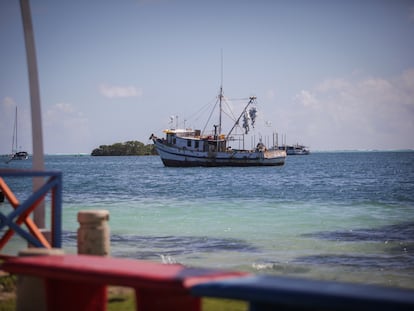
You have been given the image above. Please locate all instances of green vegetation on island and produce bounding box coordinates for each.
[91,140,157,156]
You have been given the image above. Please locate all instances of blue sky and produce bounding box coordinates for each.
[1,0,414,154]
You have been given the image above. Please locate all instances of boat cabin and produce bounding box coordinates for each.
[163,129,227,152]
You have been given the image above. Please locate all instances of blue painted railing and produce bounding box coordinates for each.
[191,274,414,311]
[0,169,62,250]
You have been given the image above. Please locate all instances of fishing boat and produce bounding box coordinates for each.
[151,87,286,167]
[7,107,28,163]
[279,144,310,155]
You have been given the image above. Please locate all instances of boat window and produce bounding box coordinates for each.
[187,140,191,147]
[195,141,199,149]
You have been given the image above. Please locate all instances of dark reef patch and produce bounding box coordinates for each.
[62,231,259,260]
[302,222,414,242]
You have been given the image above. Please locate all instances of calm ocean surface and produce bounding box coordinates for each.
[1,152,414,289]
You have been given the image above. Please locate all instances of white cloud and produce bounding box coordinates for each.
[45,103,73,126]
[44,103,92,153]
[0,97,16,130]
[294,90,318,108]
[315,78,351,93]
[288,69,414,150]
[265,89,275,100]
[1,96,16,110]
[99,84,143,98]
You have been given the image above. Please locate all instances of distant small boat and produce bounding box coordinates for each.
[7,107,28,163]
[279,144,310,155]
[151,87,286,167]
[10,151,29,161]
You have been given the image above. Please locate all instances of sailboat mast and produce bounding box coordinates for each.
[15,107,18,152]
[11,107,18,153]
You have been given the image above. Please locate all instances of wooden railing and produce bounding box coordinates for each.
[0,169,62,250]
[1,254,246,311]
[191,274,414,311]
[1,254,413,311]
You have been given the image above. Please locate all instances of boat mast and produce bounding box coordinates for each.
[15,107,18,152]
[219,86,223,135]
[218,50,223,135]
[11,107,17,153]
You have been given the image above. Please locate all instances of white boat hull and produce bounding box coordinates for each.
[279,145,310,155]
[154,139,286,167]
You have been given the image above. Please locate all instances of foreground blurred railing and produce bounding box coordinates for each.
[0,169,62,250]
[1,253,413,311]
[191,274,414,311]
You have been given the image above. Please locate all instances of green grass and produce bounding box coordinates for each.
[0,279,247,311]
[0,299,15,311]
[0,274,16,311]
[0,275,16,292]
[202,298,247,311]
[107,288,247,311]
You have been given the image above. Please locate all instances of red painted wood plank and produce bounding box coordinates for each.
[1,254,248,311]
[2,254,247,289]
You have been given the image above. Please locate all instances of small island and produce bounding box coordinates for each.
[91,140,157,156]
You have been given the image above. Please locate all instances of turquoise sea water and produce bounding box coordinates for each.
[1,152,414,289]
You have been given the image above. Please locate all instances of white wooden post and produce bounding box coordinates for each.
[20,0,46,228]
